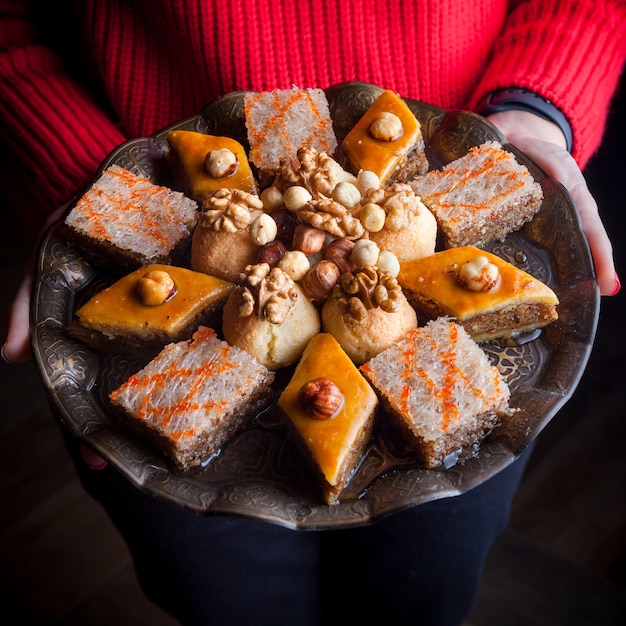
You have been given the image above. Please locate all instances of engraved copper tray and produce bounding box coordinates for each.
[30,82,599,529]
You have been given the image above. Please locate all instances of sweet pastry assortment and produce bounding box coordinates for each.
[64,86,560,503]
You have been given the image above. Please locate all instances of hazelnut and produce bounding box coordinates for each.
[324,239,356,275]
[356,169,380,195]
[377,250,400,277]
[457,256,501,292]
[277,250,310,281]
[351,239,380,267]
[300,259,340,301]
[292,223,326,256]
[256,239,287,267]
[205,148,238,178]
[136,270,177,306]
[283,185,312,212]
[260,185,284,212]
[331,181,361,209]
[271,209,299,245]
[298,377,344,420]
[369,112,404,142]
[359,202,386,233]
[249,213,278,246]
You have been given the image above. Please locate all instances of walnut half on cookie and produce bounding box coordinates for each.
[222,264,321,370]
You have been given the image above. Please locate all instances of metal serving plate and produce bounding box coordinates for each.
[30,82,599,530]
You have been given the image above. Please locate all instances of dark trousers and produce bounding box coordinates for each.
[67,433,532,626]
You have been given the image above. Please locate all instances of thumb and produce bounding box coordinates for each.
[80,443,108,470]
[2,256,34,363]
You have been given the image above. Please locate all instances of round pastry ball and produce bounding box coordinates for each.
[369,203,437,262]
[322,292,417,365]
[191,225,258,283]
[222,283,321,370]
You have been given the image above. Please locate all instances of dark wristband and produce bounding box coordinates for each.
[476,87,573,152]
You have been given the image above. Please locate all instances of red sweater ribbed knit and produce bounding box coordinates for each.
[1,0,625,236]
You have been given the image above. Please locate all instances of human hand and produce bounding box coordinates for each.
[2,206,68,363]
[80,443,108,470]
[2,255,34,363]
[2,203,107,470]
[3,204,109,469]
[486,110,620,297]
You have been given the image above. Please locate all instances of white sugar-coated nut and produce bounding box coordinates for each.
[205,148,238,178]
[384,209,405,231]
[359,203,386,232]
[377,250,400,277]
[249,213,278,246]
[260,186,284,212]
[277,250,310,281]
[331,181,361,209]
[356,170,380,194]
[351,239,380,267]
[283,185,312,212]
[369,112,404,141]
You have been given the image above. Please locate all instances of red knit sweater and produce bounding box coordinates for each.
[1,0,625,237]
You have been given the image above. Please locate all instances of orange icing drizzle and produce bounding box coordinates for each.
[245,89,334,165]
[77,168,184,246]
[426,146,528,214]
[110,328,264,439]
[362,322,493,431]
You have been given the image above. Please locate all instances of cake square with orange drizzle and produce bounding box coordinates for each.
[410,141,543,249]
[244,87,337,177]
[65,164,199,272]
[109,326,275,472]
[360,317,512,469]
